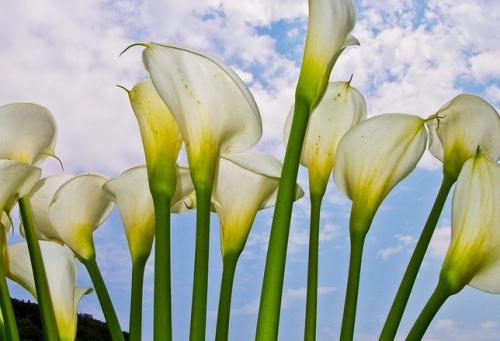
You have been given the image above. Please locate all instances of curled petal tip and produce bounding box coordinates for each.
[347,74,354,85]
[115,85,130,93]
[42,153,64,172]
[119,42,150,57]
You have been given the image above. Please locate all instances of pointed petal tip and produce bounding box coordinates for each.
[115,85,131,94]
[119,42,151,57]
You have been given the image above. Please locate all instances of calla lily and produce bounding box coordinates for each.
[0,212,10,255]
[257,3,357,336]
[134,43,262,185]
[297,0,357,108]
[440,153,500,294]
[284,81,367,195]
[123,80,183,197]
[4,241,91,341]
[102,165,195,262]
[102,165,195,340]
[102,166,155,262]
[48,174,124,340]
[407,153,500,340]
[20,174,74,241]
[126,42,262,339]
[214,152,304,257]
[427,94,500,180]
[284,81,366,340]
[0,103,57,164]
[213,151,303,340]
[334,114,428,230]
[0,160,41,255]
[48,174,113,261]
[0,160,41,218]
[380,95,499,339]
[333,114,427,340]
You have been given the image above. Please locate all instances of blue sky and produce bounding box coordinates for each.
[1,0,499,340]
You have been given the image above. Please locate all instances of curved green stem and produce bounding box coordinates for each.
[0,256,20,341]
[129,257,147,341]
[304,192,323,341]
[215,254,238,341]
[82,257,124,341]
[380,175,454,340]
[256,97,310,341]
[18,197,59,341]
[189,186,212,341]
[406,280,451,340]
[340,229,367,341]
[153,193,172,341]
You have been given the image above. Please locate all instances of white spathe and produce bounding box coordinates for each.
[213,152,304,256]
[139,43,262,185]
[440,154,500,294]
[5,241,91,341]
[126,80,183,196]
[21,174,74,241]
[0,103,57,164]
[427,94,500,180]
[297,0,357,107]
[284,81,366,194]
[333,114,427,230]
[49,174,114,260]
[102,165,195,262]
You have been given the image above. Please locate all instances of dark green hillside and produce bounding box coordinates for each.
[10,298,129,341]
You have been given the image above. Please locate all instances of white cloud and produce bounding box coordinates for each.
[377,234,416,260]
[430,226,451,260]
[486,84,500,104]
[481,321,498,330]
[424,317,500,341]
[232,286,336,315]
[470,51,500,82]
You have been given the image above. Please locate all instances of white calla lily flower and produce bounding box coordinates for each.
[136,43,262,186]
[0,160,41,214]
[4,241,91,341]
[124,80,183,197]
[49,174,114,261]
[170,165,197,213]
[214,152,304,257]
[284,81,366,195]
[102,165,195,262]
[297,0,357,107]
[20,174,74,241]
[427,94,500,180]
[440,153,500,294]
[0,212,11,256]
[0,159,41,254]
[103,166,155,262]
[0,103,57,164]
[333,114,427,230]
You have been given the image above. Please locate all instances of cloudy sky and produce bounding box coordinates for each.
[1,0,499,340]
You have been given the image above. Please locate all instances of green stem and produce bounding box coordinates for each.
[406,280,451,340]
[18,197,59,341]
[304,192,323,341]
[215,254,239,341]
[189,186,212,341]
[0,316,5,341]
[256,97,310,341]
[340,229,367,341]
[380,175,454,340]
[82,257,124,341]
[129,257,147,341]
[0,255,20,341]
[153,194,172,341]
